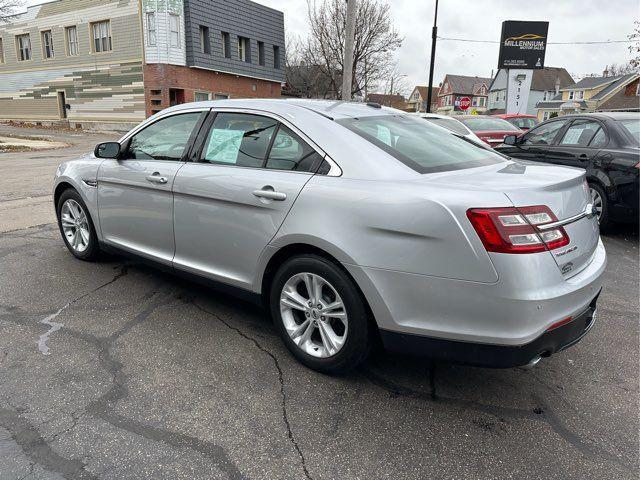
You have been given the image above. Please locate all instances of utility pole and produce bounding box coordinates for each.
[342,0,357,101]
[426,0,439,112]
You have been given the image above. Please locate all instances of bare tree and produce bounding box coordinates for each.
[628,21,640,71]
[302,0,403,99]
[0,0,22,23]
[608,62,638,76]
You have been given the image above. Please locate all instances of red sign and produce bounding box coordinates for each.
[459,97,471,110]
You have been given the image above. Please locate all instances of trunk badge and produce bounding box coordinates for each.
[555,245,578,257]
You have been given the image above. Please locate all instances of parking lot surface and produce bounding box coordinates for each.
[0,125,638,479]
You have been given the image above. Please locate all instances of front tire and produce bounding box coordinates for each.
[270,255,372,374]
[56,189,101,261]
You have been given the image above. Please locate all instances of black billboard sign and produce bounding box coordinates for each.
[498,21,549,69]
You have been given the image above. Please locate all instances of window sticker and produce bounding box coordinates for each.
[205,129,244,163]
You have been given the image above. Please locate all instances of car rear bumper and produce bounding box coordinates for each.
[344,238,606,358]
[378,291,599,368]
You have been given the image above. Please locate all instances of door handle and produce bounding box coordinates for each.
[578,154,589,161]
[253,186,286,201]
[146,172,168,184]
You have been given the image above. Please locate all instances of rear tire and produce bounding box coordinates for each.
[56,189,101,261]
[269,255,372,374]
[589,183,610,230]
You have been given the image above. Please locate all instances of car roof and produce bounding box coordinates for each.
[494,114,537,119]
[161,98,402,120]
[556,112,639,121]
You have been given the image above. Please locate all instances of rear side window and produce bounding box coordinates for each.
[559,120,602,146]
[459,117,520,132]
[265,125,323,172]
[522,120,566,146]
[589,127,608,148]
[201,113,277,167]
[124,113,201,161]
[338,114,503,174]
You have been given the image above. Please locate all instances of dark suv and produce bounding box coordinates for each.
[497,112,639,228]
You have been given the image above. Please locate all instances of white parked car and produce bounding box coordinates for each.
[415,112,486,147]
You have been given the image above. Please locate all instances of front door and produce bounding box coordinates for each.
[501,119,568,162]
[543,119,605,169]
[97,111,205,264]
[172,112,324,289]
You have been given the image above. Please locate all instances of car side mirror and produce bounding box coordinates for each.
[503,135,518,146]
[94,142,121,159]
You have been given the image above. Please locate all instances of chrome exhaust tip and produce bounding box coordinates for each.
[524,355,542,369]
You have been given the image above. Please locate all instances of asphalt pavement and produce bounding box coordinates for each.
[0,124,638,479]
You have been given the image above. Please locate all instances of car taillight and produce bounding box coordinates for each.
[467,206,570,254]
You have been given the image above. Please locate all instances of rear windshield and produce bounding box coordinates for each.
[423,117,470,135]
[507,117,538,130]
[618,119,640,144]
[338,114,504,174]
[459,117,521,132]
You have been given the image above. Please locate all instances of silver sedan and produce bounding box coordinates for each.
[53,99,606,374]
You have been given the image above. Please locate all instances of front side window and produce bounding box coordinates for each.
[266,125,322,172]
[41,30,54,59]
[201,113,277,168]
[146,12,156,46]
[559,120,601,146]
[124,113,201,161]
[91,20,112,53]
[65,26,78,56]
[169,14,180,48]
[338,114,504,174]
[522,120,566,146]
[16,34,31,61]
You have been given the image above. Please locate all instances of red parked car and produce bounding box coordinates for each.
[457,115,523,148]
[493,114,539,131]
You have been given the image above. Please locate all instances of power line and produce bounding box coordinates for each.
[437,36,634,45]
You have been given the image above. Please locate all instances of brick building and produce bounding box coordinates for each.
[0,0,285,129]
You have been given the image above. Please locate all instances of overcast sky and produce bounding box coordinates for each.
[24,0,640,94]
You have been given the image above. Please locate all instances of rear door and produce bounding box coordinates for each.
[499,119,568,161]
[172,111,326,289]
[543,119,606,169]
[97,110,206,264]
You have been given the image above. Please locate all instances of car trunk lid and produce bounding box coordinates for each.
[423,161,600,278]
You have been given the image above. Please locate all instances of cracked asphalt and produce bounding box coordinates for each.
[0,125,638,479]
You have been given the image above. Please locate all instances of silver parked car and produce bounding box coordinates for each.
[53,99,606,374]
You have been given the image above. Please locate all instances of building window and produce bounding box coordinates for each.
[15,34,31,61]
[41,30,54,59]
[636,82,640,96]
[169,14,180,48]
[199,26,210,54]
[221,32,230,58]
[194,91,211,102]
[273,45,280,69]
[0,38,4,64]
[91,20,112,53]
[258,41,265,66]
[146,12,156,46]
[478,97,486,107]
[214,93,229,100]
[65,26,78,56]
[238,36,249,62]
[576,90,584,100]
[569,91,575,100]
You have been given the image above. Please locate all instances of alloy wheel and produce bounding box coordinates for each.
[279,272,348,358]
[589,187,603,221]
[60,199,90,253]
